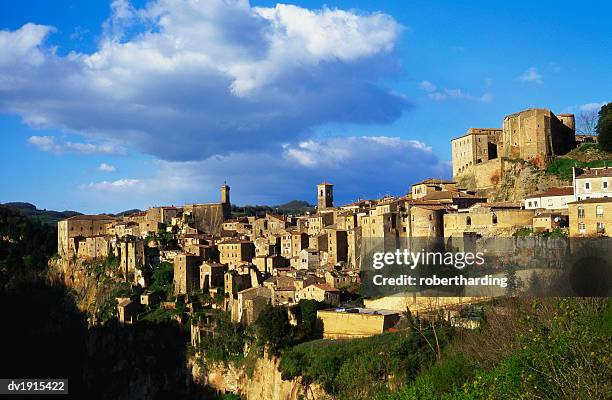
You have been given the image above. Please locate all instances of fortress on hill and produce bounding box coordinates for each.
[451,108,576,189]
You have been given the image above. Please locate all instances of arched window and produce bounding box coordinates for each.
[466,216,471,226]
[492,213,498,224]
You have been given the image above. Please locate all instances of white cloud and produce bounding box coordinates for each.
[284,136,432,168]
[0,23,54,66]
[27,135,126,155]
[579,102,605,112]
[519,67,543,84]
[480,93,494,103]
[421,81,492,103]
[76,136,450,209]
[418,80,436,92]
[428,92,448,101]
[85,178,141,191]
[98,162,117,172]
[1,1,406,161]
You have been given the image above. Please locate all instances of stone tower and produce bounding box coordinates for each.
[317,183,333,210]
[221,182,230,204]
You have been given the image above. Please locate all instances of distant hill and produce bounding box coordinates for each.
[114,209,143,217]
[2,202,81,225]
[276,200,315,214]
[231,200,315,217]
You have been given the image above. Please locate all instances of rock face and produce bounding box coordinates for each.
[190,353,328,400]
[458,159,570,203]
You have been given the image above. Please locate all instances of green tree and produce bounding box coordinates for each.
[596,102,612,152]
[254,305,292,354]
[150,262,173,295]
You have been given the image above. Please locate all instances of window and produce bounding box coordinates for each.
[585,181,591,190]
[466,216,471,226]
[547,199,553,207]
[492,213,498,224]
[579,222,586,232]
[528,201,532,207]
[597,222,605,234]
[578,206,585,219]
[604,180,609,189]
[596,205,604,217]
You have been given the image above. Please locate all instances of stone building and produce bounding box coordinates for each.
[307,212,334,236]
[443,203,534,237]
[218,239,254,267]
[113,221,141,238]
[410,179,457,199]
[568,197,612,237]
[76,235,112,260]
[325,270,357,289]
[532,212,567,233]
[325,227,348,265]
[317,308,400,339]
[298,248,320,270]
[58,214,116,256]
[501,109,575,167]
[117,298,140,325]
[231,286,272,325]
[183,183,232,234]
[173,253,202,295]
[146,206,179,225]
[296,283,340,306]
[399,203,446,238]
[524,187,574,210]
[317,182,334,210]
[224,270,252,298]
[118,236,145,281]
[281,228,309,259]
[452,108,576,188]
[200,261,227,292]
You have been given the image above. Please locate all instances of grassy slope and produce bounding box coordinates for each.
[547,144,612,180]
[383,298,611,400]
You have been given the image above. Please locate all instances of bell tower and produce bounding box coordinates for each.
[221,182,230,205]
[317,182,333,210]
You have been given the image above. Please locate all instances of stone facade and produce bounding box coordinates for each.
[317,308,400,339]
[452,108,576,187]
[568,197,612,237]
[317,182,334,210]
[295,284,340,306]
[219,239,254,267]
[573,167,612,201]
[173,253,202,295]
[58,214,116,256]
[444,203,534,237]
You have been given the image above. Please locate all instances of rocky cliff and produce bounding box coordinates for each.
[190,352,328,400]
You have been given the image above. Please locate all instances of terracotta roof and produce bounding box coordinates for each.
[313,283,340,292]
[576,167,612,179]
[413,178,456,185]
[568,197,612,205]
[421,190,484,201]
[472,202,522,209]
[219,238,252,245]
[525,186,574,199]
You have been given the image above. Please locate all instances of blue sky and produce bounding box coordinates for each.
[0,0,610,213]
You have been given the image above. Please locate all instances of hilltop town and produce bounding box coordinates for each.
[52,107,612,344]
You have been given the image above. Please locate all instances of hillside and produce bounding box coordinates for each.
[2,202,81,225]
[463,144,612,202]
